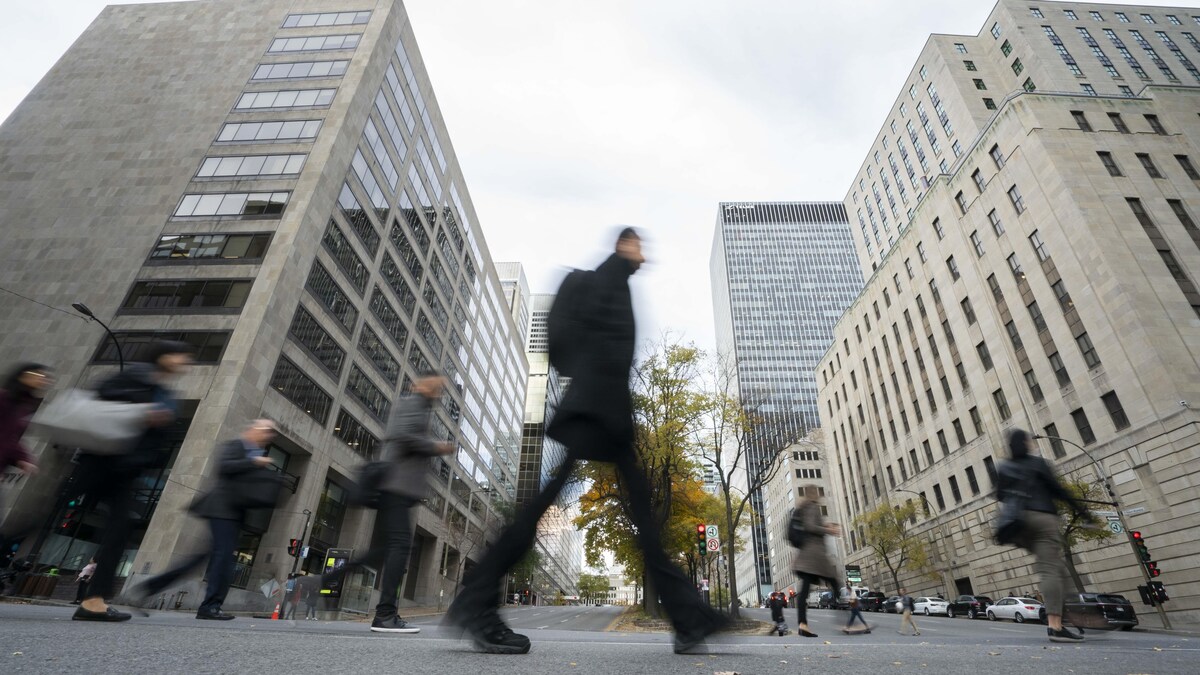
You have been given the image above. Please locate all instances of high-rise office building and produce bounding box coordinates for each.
[710,201,864,603]
[822,0,1200,623]
[0,0,527,613]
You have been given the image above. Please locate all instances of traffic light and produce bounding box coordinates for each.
[59,509,78,530]
[697,524,707,556]
[1146,561,1161,577]
[288,538,301,557]
[1131,531,1149,561]
[1150,581,1169,603]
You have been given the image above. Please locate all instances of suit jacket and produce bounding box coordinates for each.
[381,393,442,499]
[191,439,269,521]
[545,253,637,462]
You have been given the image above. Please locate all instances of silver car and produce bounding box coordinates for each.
[914,596,950,616]
[986,596,1046,623]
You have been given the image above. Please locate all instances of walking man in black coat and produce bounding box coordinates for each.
[446,228,727,654]
[134,419,279,620]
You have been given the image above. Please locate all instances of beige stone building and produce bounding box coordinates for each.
[819,0,1200,625]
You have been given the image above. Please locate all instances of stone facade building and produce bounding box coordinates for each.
[820,0,1200,625]
[0,0,527,614]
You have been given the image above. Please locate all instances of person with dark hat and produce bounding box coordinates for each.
[72,341,192,622]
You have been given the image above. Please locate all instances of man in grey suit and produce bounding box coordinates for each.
[327,370,453,633]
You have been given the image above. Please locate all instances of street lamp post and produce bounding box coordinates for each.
[290,508,313,576]
[895,488,950,598]
[71,302,123,372]
[1032,434,1172,630]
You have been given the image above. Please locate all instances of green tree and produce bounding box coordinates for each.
[854,501,935,593]
[577,573,610,605]
[1059,479,1115,593]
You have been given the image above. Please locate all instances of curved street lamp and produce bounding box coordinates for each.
[72,302,123,372]
[1032,433,1172,630]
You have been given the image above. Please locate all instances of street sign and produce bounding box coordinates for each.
[706,525,719,539]
[706,525,719,552]
[1106,515,1124,535]
[1091,510,1118,517]
[1123,506,1147,517]
[707,538,721,552]
[301,546,310,559]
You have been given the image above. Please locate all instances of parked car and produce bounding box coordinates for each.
[947,595,994,619]
[817,591,837,609]
[1064,593,1138,631]
[987,596,1046,623]
[914,596,950,616]
[883,596,902,613]
[806,591,823,608]
[860,591,888,612]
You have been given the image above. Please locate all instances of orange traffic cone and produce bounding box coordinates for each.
[271,602,281,620]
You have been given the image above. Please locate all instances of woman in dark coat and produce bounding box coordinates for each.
[0,364,53,554]
[791,485,841,637]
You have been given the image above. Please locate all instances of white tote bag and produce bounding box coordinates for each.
[28,389,151,455]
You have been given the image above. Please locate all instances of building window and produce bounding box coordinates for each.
[938,430,951,457]
[1008,253,1026,281]
[1141,13,1156,25]
[346,365,389,421]
[989,144,1005,171]
[987,274,1004,301]
[977,341,994,370]
[1177,155,1200,180]
[957,42,969,53]
[234,89,336,110]
[1168,15,1183,26]
[92,331,230,365]
[1071,408,1097,444]
[1029,230,1049,261]
[1064,9,1077,20]
[1041,424,1066,458]
[905,258,915,279]
[1090,11,1104,22]
[270,355,333,424]
[1052,280,1073,310]
[282,11,371,27]
[986,210,1004,238]
[150,233,271,261]
[1024,369,1045,403]
[1102,391,1131,429]
[1137,153,1164,178]
[1071,110,1093,131]
[1119,85,1135,97]
[1127,197,1155,229]
[1012,58,1024,75]
[1027,299,1047,331]
[1116,12,1130,23]
[1168,199,1198,232]
[121,279,251,312]
[947,255,961,280]
[984,97,997,110]
[1005,320,1023,350]
[923,440,935,467]
[1081,83,1097,96]
[933,484,947,510]
[252,60,350,80]
[174,192,289,217]
[955,190,968,214]
[991,388,1011,420]
[948,476,963,504]
[1007,185,1026,214]
[1076,331,1101,368]
[952,418,967,446]
[268,35,361,53]
[970,230,985,257]
[933,217,945,239]
[368,287,408,348]
[1145,114,1167,135]
[217,119,323,143]
[958,297,979,326]
[306,262,359,331]
[289,306,346,375]
[1030,8,1044,19]
[333,409,379,460]
[321,220,368,294]
[1098,151,1123,176]
[918,241,929,263]
[966,61,979,72]
[971,170,987,194]
[1107,112,1130,133]
[1049,351,1070,386]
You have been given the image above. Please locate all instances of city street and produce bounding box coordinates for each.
[0,603,1195,674]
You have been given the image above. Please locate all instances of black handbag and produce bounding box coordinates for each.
[348,461,391,509]
[229,467,285,510]
[787,507,809,548]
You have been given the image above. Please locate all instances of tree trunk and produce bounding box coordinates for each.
[724,498,740,618]
[1063,542,1086,593]
[643,570,661,618]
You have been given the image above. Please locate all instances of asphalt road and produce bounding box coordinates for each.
[0,603,1195,674]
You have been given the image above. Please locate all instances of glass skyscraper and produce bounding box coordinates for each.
[710,201,863,600]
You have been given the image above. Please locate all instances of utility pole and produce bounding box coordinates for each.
[1033,434,1172,630]
[289,509,312,576]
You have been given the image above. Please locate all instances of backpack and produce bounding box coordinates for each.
[787,506,808,548]
[547,269,594,377]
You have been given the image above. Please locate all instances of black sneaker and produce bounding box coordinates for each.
[371,615,420,633]
[673,613,731,654]
[73,606,132,622]
[1048,627,1084,643]
[466,620,531,654]
[195,610,236,621]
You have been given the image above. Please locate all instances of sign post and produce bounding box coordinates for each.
[706,525,720,553]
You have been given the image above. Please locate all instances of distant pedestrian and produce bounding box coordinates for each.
[768,592,788,636]
[73,341,192,622]
[323,371,454,634]
[283,574,300,620]
[0,364,52,554]
[72,559,97,605]
[841,583,870,634]
[447,229,728,655]
[996,429,1095,643]
[897,587,919,636]
[789,485,841,638]
[301,575,319,620]
[135,420,280,620]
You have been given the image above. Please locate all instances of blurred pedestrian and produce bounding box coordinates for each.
[134,420,280,620]
[790,485,841,638]
[897,587,919,636]
[283,574,300,620]
[72,341,192,622]
[72,558,96,604]
[301,575,319,620]
[841,582,870,634]
[0,364,53,554]
[324,371,453,633]
[768,592,788,636]
[996,429,1094,643]
[447,229,728,655]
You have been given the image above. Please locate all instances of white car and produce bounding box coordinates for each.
[914,596,950,616]
[986,597,1046,623]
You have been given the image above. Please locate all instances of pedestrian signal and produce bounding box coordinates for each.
[288,538,301,556]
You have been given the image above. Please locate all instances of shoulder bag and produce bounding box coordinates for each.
[28,389,151,455]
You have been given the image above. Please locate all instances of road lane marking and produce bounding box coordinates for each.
[537,625,550,629]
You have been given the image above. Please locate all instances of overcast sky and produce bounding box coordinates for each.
[2,0,1181,353]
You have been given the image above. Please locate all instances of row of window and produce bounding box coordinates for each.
[252,60,349,81]
[150,233,271,261]
[1097,150,1197,180]
[121,279,252,311]
[234,89,336,110]
[217,120,323,143]
[281,11,371,28]
[1073,110,1167,135]
[196,154,306,178]
[268,34,360,54]
[1031,7,1194,26]
[92,330,230,364]
[174,192,289,217]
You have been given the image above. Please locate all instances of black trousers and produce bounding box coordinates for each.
[72,456,136,601]
[795,576,837,625]
[455,451,712,634]
[326,492,414,618]
[140,517,240,614]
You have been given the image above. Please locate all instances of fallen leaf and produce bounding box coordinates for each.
[893,662,903,665]
[988,652,1001,656]
[828,655,841,659]
[12,652,22,656]
[823,640,832,645]
[1153,647,1163,652]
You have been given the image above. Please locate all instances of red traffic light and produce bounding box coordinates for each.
[1131,531,1143,541]
[1147,561,1161,577]
[697,524,706,533]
